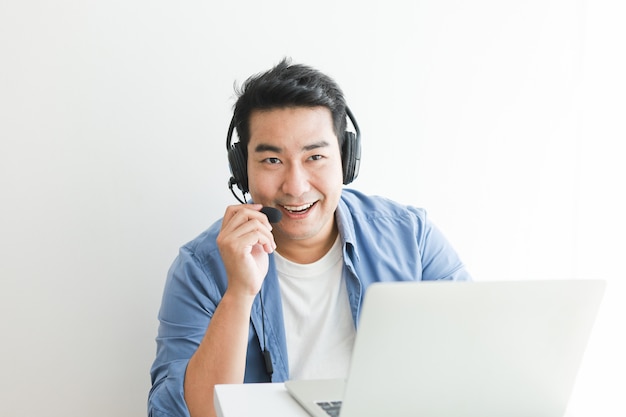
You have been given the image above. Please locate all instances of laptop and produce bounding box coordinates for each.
[285,279,605,417]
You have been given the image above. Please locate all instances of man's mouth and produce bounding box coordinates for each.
[282,202,315,214]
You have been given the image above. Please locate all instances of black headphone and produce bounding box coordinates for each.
[226,107,361,198]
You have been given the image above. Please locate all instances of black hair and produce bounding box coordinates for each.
[232,58,348,158]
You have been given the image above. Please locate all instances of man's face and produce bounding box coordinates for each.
[247,106,344,250]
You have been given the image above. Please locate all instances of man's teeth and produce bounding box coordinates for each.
[283,203,314,213]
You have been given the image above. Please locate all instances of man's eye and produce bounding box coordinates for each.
[265,157,281,164]
[309,155,324,161]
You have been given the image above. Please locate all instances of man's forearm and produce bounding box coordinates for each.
[184,291,256,417]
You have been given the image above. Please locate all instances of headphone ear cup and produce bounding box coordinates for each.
[228,142,249,193]
[341,131,360,185]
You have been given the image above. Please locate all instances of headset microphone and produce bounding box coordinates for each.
[260,206,282,223]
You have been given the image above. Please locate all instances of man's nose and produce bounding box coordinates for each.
[281,163,311,197]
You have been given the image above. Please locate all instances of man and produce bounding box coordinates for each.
[148,59,471,417]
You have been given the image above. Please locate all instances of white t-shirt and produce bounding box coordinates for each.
[275,237,356,380]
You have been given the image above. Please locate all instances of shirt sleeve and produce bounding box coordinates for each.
[148,246,221,417]
[415,208,472,282]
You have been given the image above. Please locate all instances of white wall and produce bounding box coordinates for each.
[1,1,624,416]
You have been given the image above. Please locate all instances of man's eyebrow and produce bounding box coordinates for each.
[254,143,282,153]
[253,140,331,153]
[302,140,331,151]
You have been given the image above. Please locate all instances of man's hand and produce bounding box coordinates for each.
[216,204,277,298]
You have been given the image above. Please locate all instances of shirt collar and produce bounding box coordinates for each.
[336,194,360,262]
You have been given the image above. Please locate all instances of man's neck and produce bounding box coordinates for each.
[274,225,339,264]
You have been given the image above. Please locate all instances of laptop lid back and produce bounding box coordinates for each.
[339,280,605,417]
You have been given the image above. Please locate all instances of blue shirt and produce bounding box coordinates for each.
[148,189,471,417]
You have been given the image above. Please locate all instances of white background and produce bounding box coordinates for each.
[1,1,624,416]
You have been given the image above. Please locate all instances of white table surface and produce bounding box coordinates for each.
[214,382,587,417]
[214,382,309,417]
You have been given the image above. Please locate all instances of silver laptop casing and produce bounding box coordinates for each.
[287,280,605,417]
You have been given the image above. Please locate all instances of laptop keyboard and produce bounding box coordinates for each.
[316,401,342,417]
